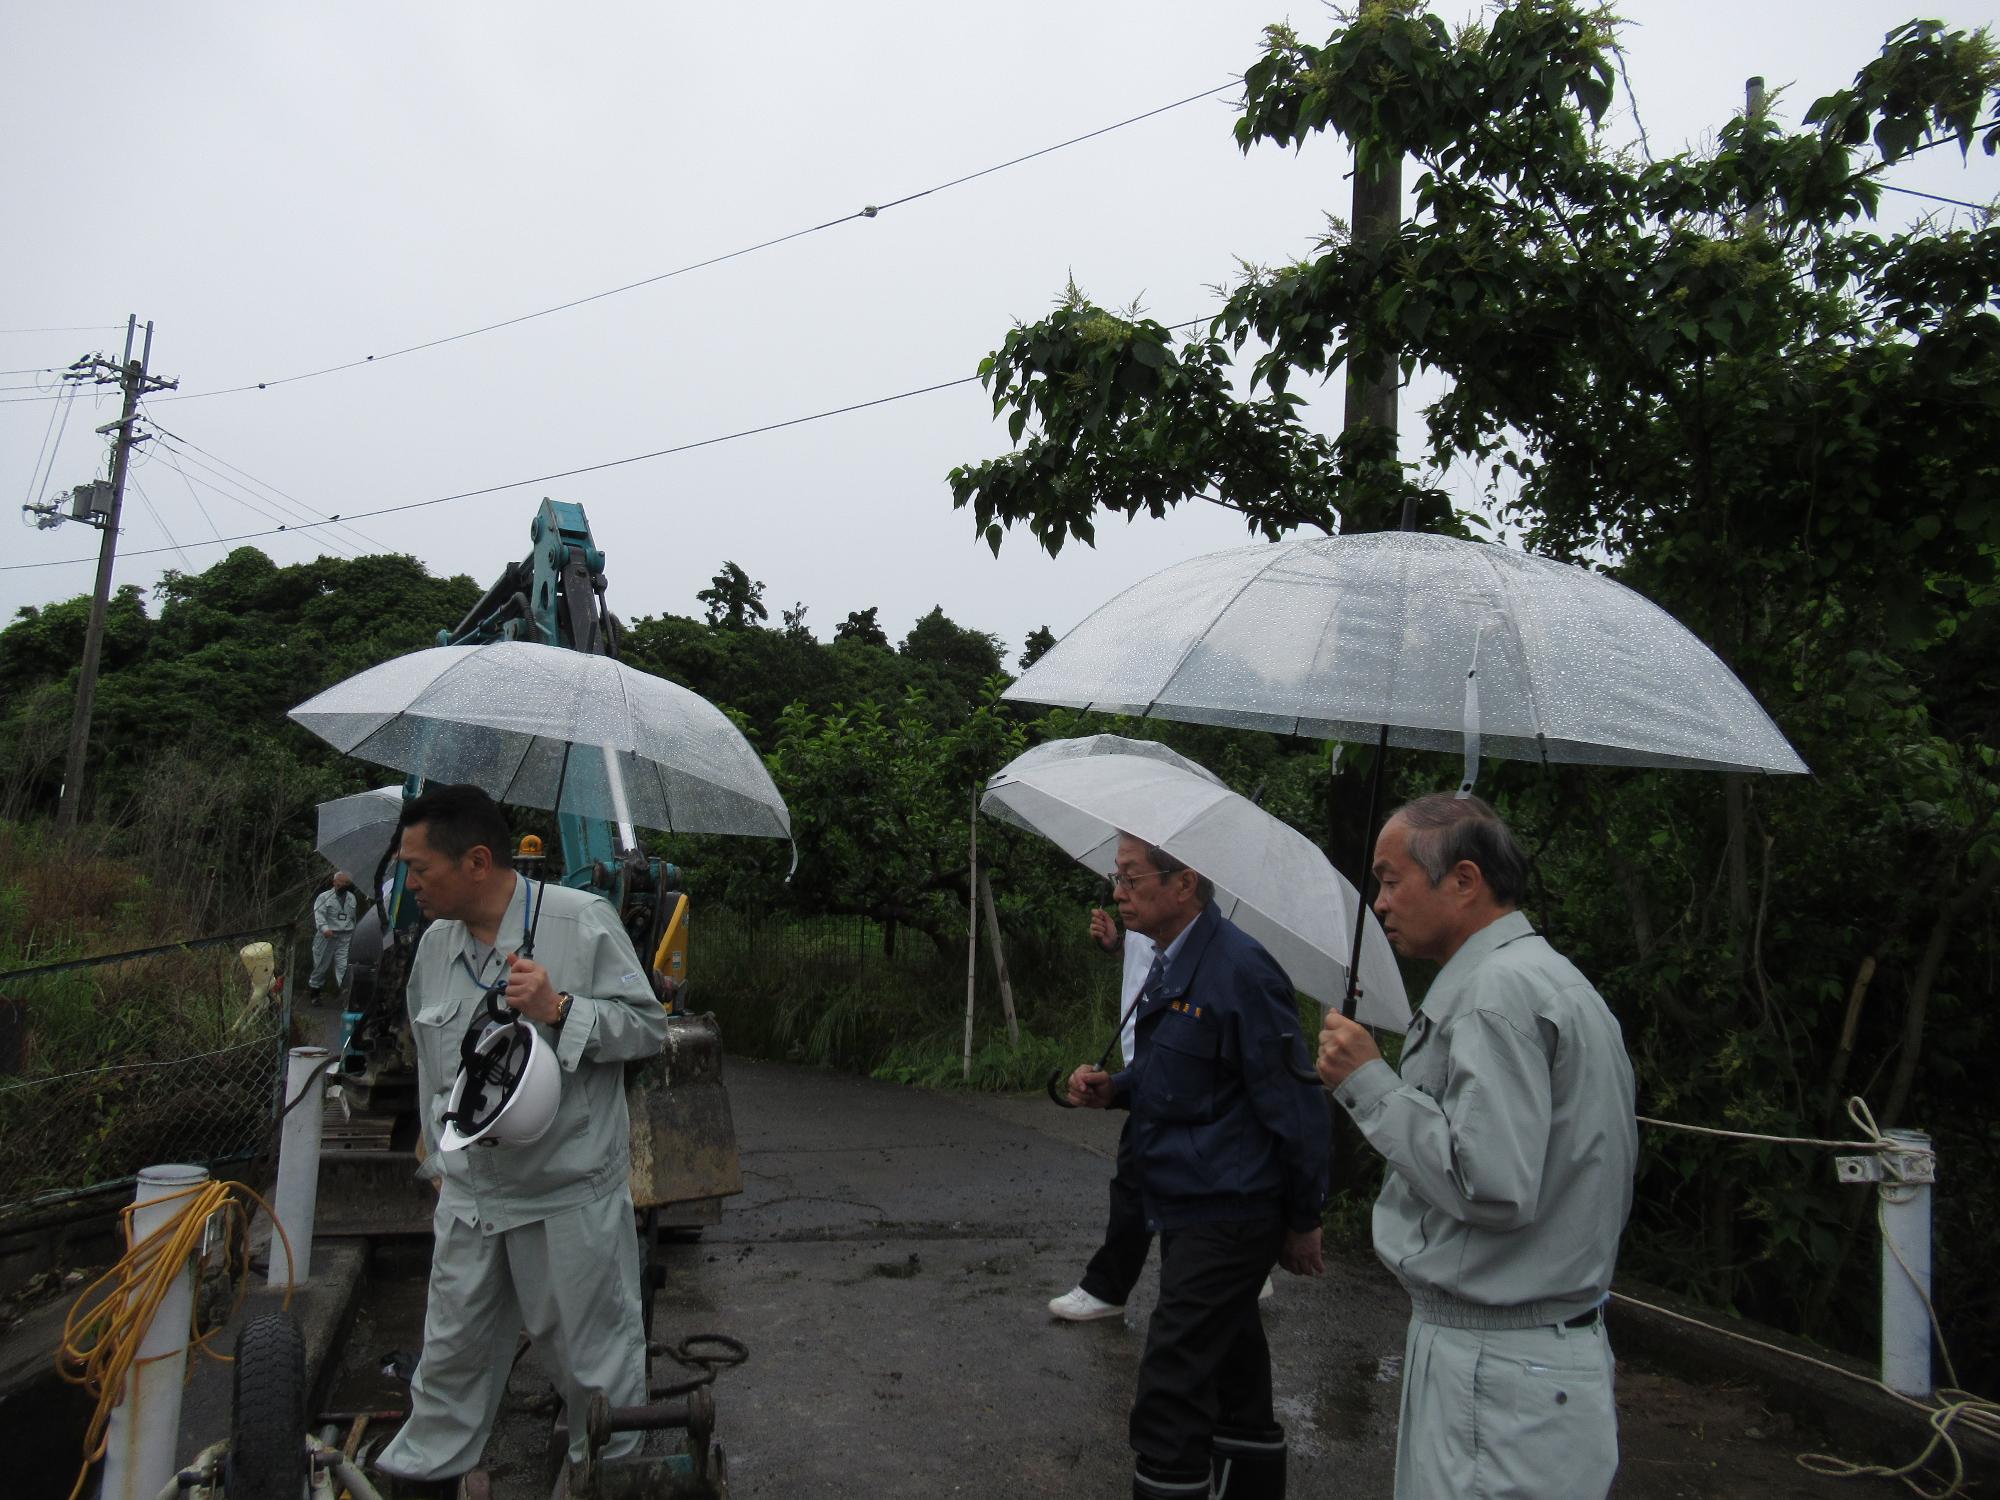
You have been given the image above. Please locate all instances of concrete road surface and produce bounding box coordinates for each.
[341,1058,1896,1497]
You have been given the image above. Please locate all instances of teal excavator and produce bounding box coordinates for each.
[333,498,739,1232]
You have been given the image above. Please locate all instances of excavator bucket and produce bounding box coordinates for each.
[626,1013,743,1223]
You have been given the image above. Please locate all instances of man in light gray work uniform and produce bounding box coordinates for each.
[1317,793,1637,1499]
[371,784,667,1498]
[309,871,359,1001]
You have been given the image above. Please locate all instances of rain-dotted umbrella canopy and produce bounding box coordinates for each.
[1007,532,1807,776]
[289,642,791,840]
[315,784,405,879]
[983,747,1410,1031]
[1001,732,1224,785]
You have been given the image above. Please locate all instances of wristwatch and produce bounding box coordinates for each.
[554,991,575,1028]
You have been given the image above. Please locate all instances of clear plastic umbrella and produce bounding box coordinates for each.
[288,642,791,842]
[314,784,405,880]
[1008,532,1807,1019]
[984,747,1410,1032]
[1007,532,1808,778]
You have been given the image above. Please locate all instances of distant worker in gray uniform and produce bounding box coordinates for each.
[1316,793,1638,1500]
[308,871,359,1001]
[370,784,667,1497]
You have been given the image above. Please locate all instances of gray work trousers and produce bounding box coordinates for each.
[374,1187,648,1482]
[310,930,353,992]
[1394,1313,1618,1499]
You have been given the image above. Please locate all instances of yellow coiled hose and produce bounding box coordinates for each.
[55,1178,296,1500]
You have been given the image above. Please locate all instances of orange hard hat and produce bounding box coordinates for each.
[516,834,545,858]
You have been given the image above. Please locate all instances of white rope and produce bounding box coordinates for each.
[1625,1095,1986,1496]
[1635,1098,1933,1159]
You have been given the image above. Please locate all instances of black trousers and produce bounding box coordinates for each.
[1080,1115,1154,1304]
[1129,1216,1285,1473]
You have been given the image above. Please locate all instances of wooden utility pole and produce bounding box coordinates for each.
[1342,149,1403,472]
[55,316,178,834]
[1332,146,1405,1194]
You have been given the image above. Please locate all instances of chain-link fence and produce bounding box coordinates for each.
[0,931,290,1215]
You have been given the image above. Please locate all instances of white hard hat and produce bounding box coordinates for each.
[439,1017,561,1151]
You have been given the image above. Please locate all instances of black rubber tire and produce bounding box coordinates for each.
[227,1312,308,1500]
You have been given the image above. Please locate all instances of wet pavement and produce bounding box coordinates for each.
[333,1057,1899,1498]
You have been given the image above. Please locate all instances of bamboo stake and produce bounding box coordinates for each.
[977,866,1019,1048]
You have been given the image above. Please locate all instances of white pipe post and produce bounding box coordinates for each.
[99,1163,209,1500]
[269,1046,329,1286]
[1878,1128,1934,1399]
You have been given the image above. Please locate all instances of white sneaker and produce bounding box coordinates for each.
[1259,1275,1275,1301]
[1048,1286,1124,1321]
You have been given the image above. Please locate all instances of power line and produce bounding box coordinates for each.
[157,446,224,543]
[154,81,1240,403]
[0,325,125,336]
[152,442,357,559]
[141,413,388,552]
[127,476,192,570]
[20,379,71,511]
[1879,182,1994,212]
[5,311,1223,576]
[0,389,111,404]
[3,373,982,572]
[150,436,367,556]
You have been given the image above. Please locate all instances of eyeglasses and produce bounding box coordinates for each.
[1108,870,1178,892]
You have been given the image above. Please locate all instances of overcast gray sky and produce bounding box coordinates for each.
[4,2,1995,660]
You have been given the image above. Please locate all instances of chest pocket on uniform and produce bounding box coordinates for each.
[410,995,472,1110]
[1146,1019,1222,1123]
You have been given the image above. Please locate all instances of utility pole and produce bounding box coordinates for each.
[1342,146,1403,474]
[37,316,178,834]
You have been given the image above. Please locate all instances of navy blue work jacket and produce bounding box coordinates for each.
[1110,903,1331,1234]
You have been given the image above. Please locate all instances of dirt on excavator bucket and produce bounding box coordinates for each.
[627,1013,744,1216]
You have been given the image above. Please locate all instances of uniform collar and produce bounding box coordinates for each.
[1148,902,1221,1004]
[1420,909,1535,1020]
[455,872,528,961]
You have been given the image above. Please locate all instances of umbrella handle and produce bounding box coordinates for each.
[1278,1032,1324,1088]
[1045,1069,1079,1109]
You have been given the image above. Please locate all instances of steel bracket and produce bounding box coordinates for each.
[1835,1149,1935,1187]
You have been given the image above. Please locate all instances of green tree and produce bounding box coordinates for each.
[769,678,1035,950]
[696,561,768,629]
[900,606,1005,719]
[947,0,2000,1379]
[834,606,890,647]
[1019,625,1058,671]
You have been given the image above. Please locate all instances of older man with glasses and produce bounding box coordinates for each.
[1067,833,1329,1500]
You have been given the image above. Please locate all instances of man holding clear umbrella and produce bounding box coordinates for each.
[1069,833,1329,1500]
[370,784,667,1498]
[1317,794,1637,1500]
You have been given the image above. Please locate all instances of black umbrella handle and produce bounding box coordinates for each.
[1279,1031,1324,1087]
[1044,975,1145,1110]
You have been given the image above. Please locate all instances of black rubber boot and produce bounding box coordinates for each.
[1133,1454,1212,1500]
[1212,1423,1287,1499]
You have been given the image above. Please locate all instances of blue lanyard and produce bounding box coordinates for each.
[455,878,544,996]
